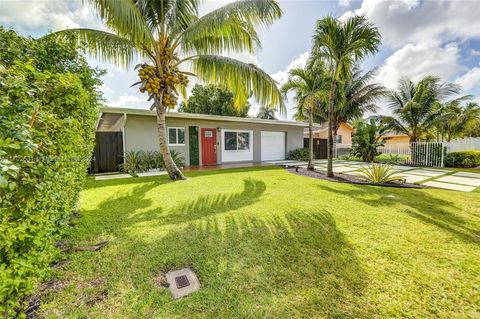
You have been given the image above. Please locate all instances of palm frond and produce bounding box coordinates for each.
[86,0,154,47]
[192,55,285,113]
[49,29,141,68]
[177,0,281,55]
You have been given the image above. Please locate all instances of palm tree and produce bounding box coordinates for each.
[281,64,328,170]
[50,0,284,180]
[383,76,461,142]
[257,106,277,119]
[331,66,385,151]
[434,100,480,141]
[312,15,381,177]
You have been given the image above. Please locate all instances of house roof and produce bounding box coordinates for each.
[303,122,354,134]
[100,106,308,127]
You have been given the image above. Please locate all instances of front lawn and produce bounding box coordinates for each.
[41,167,480,318]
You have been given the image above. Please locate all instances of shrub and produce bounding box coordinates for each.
[444,151,480,168]
[0,29,102,316]
[119,150,185,174]
[375,154,410,165]
[287,148,309,161]
[358,163,404,183]
[120,151,148,173]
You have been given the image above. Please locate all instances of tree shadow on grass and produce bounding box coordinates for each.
[135,209,374,318]
[317,183,480,243]
[81,178,266,239]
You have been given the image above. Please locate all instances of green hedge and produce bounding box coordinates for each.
[0,65,99,317]
[444,151,480,168]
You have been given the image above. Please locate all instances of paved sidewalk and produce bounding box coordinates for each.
[268,159,480,192]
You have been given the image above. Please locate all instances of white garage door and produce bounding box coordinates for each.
[261,131,285,161]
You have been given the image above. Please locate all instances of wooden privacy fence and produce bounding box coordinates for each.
[304,138,327,159]
[90,132,123,173]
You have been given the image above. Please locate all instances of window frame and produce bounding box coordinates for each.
[336,134,342,144]
[222,130,251,152]
[168,127,186,146]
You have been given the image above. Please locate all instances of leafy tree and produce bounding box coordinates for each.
[281,63,329,170]
[313,15,381,177]
[178,84,249,117]
[383,76,460,142]
[257,105,277,119]
[351,118,388,162]
[50,0,284,180]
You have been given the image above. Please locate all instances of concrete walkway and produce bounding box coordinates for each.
[268,159,480,192]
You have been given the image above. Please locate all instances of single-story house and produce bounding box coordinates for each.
[304,122,353,144]
[93,106,306,172]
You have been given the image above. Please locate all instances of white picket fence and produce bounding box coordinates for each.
[378,142,445,167]
[444,137,480,152]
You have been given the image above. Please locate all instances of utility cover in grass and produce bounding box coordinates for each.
[166,268,200,299]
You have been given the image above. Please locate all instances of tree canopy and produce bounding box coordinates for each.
[178,84,250,117]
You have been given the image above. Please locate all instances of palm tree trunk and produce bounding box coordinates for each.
[308,111,314,170]
[327,78,337,177]
[155,100,186,180]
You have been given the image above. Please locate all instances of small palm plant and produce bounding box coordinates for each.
[119,150,147,173]
[358,163,404,184]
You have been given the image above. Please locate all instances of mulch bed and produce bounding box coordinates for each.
[287,167,427,189]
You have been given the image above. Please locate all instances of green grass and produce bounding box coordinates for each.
[40,167,480,318]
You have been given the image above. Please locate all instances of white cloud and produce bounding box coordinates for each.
[0,0,100,33]
[376,41,464,89]
[270,51,310,86]
[108,95,149,109]
[470,49,480,57]
[338,0,351,7]
[341,0,480,48]
[455,64,480,90]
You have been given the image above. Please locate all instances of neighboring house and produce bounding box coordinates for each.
[304,122,354,145]
[303,122,411,145]
[94,106,306,172]
[380,132,410,143]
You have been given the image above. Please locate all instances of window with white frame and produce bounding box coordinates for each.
[336,135,342,144]
[168,127,185,145]
[224,131,250,151]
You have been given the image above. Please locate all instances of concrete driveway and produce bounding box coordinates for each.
[268,159,480,192]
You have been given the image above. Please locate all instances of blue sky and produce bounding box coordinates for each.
[1,0,480,120]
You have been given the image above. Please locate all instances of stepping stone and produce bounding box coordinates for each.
[435,175,480,187]
[137,171,168,177]
[453,171,480,178]
[166,268,201,299]
[406,169,449,177]
[95,174,132,181]
[392,166,416,171]
[423,181,476,192]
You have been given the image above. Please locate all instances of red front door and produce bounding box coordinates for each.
[201,128,217,165]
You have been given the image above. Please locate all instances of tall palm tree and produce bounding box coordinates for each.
[383,76,461,142]
[331,67,385,150]
[281,64,328,170]
[312,15,381,177]
[50,0,284,180]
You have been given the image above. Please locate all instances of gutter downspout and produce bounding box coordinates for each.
[122,113,127,164]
